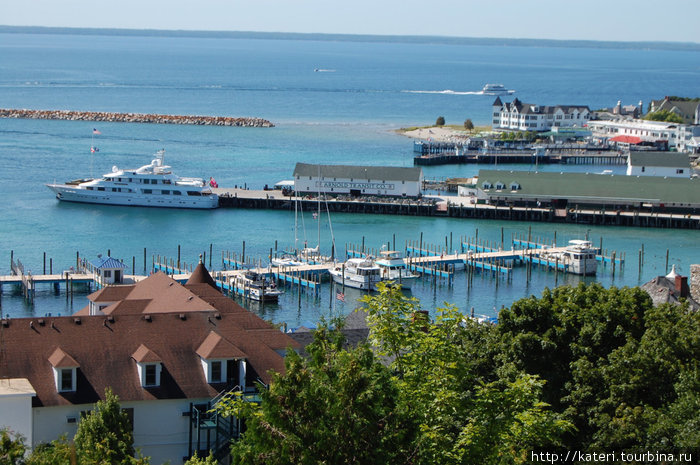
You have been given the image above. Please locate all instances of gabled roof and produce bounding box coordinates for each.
[83,272,216,315]
[2,270,299,407]
[196,331,247,359]
[628,152,691,169]
[48,348,79,368]
[90,256,127,270]
[131,344,162,363]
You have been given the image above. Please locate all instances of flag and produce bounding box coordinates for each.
[336,291,345,302]
[91,146,99,153]
[209,177,218,188]
[93,128,101,135]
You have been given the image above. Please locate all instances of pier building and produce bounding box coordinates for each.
[473,169,700,210]
[0,264,299,465]
[586,118,700,153]
[626,152,693,177]
[293,163,423,197]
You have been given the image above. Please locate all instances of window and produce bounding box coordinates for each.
[143,189,152,194]
[173,191,181,195]
[143,179,150,184]
[161,190,170,195]
[187,191,202,196]
[97,187,105,191]
[677,169,684,174]
[103,270,112,278]
[60,368,73,391]
[144,364,158,386]
[211,361,223,382]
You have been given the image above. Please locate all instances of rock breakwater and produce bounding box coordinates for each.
[0,108,274,127]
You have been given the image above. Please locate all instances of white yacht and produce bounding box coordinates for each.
[541,240,598,275]
[46,150,219,209]
[231,271,283,302]
[375,250,420,289]
[329,257,385,291]
[271,246,332,267]
[481,83,515,95]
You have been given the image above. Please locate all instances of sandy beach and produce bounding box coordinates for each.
[399,126,472,143]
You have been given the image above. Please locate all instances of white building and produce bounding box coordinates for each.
[0,265,298,464]
[586,118,700,153]
[626,152,692,177]
[492,97,591,131]
[293,163,423,197]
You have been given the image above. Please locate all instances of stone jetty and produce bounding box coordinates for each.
[0,108,274,127]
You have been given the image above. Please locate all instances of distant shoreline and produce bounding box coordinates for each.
[1,25,698,52]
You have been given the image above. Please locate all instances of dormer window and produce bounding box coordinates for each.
[196,331,247,386]
[49,348,79,393]
[59,368,76,392]
[132,344,162,388]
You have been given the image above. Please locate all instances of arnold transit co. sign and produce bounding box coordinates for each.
[316,180,396,191]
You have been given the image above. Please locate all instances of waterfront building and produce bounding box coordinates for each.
[293,163,423,197]
[491,97,591,132]
[0,264,298,464]
[474,169,700,210]
[586,118,700,153]
[649,97,700,125]
[626,152,692,178]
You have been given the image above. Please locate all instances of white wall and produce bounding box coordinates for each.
[295,176,421,197]
[0,390,34,449]
[32,397,212,465]
[626,165,689,177]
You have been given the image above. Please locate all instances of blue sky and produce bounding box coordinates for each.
[2,0,699,43]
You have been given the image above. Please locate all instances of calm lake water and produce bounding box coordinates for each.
[1,31,699,325]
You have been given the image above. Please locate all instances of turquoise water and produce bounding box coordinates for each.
[1,31,699,324]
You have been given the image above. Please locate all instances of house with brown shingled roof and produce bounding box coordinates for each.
[0,264,299,464]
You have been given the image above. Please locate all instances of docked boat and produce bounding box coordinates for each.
[46,150,219,209]
[375,250,420,289]
[541,240,598,275]
[231,271,283,302]
[271,246,332,267]
[329,257,385,291]
[481,83,515,95]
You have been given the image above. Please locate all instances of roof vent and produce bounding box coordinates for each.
[214,312,221,320]
[179,313,187,320]
[38,319,45,326]
[1,319,9,328]
[143,315,152,322]
[73,317,81,325]
[187,296,194,301]
[107,315,115,323]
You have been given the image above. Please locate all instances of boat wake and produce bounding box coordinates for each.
[401,89,482,95]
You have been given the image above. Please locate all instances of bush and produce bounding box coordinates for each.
[435,116,445,126]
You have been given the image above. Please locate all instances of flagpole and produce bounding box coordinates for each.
[90,131,94,180]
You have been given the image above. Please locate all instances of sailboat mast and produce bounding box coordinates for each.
[317,165,321,251]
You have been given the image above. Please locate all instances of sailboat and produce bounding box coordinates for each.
[272,167,335,267]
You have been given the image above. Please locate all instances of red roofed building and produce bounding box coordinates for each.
[0,264,298,464]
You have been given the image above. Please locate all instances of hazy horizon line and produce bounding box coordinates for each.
[1,25,699,51]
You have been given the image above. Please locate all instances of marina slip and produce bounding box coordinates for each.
[1,30,700,327]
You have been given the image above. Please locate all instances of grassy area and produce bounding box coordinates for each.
[396,124,492,133]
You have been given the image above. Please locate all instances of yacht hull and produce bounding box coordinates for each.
[47,184,219,209]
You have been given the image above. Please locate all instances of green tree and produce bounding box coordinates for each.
[435,116,445,126]
[184,451,218,465]
[26,436,76,465]
[1,429,26,465]
[497,283,700,450]
[220,322,410,465]
[464,119,474,132]
[644,110,684,123]
[362,284,571,465]
[73,388,146,465]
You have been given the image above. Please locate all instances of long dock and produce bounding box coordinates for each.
[214,189,700,230]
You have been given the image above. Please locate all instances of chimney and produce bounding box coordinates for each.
[674,275,689,298]
[690,264,700,302]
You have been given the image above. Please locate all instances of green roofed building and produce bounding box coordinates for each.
[476,169,700,209]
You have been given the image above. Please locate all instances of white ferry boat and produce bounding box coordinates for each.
[375,250,420,289]
[481,83,515,95]
[46,150,219,209]
[542,240,598,275]
[329,257,385,291]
